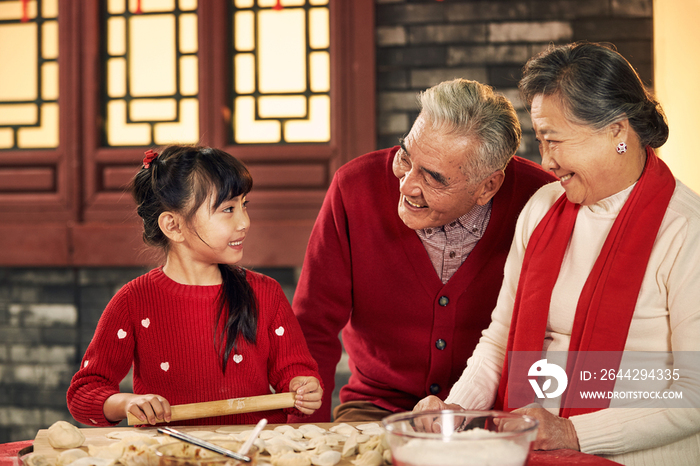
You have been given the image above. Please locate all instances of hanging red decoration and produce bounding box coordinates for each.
[273,0,283,11]
[135,0,143,14]
[20,0,29,22]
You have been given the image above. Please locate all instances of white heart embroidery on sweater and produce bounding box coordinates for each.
[275,326,285,336]
[84,360,89,368]
[233,354,243,364]
[141,318,150,328]
[161,362,170,371]
[117,329,127,339]
[90,419,98,425]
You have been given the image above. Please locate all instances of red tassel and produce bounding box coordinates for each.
[135,0,143,14]
[273,0,283,11]
[20,0,29,22]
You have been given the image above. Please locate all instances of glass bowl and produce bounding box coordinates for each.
[382,410,538,466]
[154,441,258,466]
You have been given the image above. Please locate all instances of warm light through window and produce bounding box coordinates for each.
[232,0,330,144]
[0,0,59,149]
[104,0,199,146]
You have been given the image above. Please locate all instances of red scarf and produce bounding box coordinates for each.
[494,147,675,417]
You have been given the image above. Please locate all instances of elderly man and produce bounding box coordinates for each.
[289,79,555,423]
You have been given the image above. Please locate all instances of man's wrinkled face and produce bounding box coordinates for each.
[392,114,483,230]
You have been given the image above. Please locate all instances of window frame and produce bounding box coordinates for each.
[0,0,375,267]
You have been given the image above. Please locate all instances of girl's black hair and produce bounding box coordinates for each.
[131,145,258,372]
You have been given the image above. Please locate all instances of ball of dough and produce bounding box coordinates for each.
[48,420,85,449]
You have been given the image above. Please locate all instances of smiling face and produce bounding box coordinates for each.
[531,93,639,206]
[181,192,250,266]
[392,114,487,230]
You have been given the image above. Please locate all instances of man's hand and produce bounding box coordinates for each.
[513,403,580,451]
[411,395,465,432]
[290,376,323,415]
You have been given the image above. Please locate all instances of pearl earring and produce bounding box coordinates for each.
[616,142,627,154]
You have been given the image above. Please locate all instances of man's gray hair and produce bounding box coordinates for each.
[419,78,521,181]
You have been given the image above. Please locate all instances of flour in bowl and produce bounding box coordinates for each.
[391,429,528,466]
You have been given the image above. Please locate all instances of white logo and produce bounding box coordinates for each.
[528,359,568,399]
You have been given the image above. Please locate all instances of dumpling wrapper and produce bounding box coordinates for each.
[56,449,88,466]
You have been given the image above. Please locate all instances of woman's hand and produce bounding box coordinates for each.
[512,404,580,451]
[104,392,171,425]
[290,376,323,415]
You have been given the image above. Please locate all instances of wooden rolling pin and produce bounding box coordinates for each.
[126,392,296,425]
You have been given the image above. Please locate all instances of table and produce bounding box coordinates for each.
[0,440,32,466]
[2,425,621,466]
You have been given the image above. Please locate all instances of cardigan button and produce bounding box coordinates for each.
[429,384,441,395]
[435,339,446,350]
[438,296,449,306]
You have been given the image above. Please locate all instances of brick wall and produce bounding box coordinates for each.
[0,268,147,441]
[0,0,653,444]
[375,0,654,163]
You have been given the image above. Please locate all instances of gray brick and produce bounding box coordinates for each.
[517,109,534,131]
[0,269,74,286]
[409,24,486,45]
[0,346,6,362]
[9,303,77,327]
[78,267,145,286]
[489,21,573,43]
[12,363,74,388]
[411,68,489,89]
[377,70,410,90]
[613,41,652,64]
[0,407,42,426]
[8,286,39,303]
[612,0,652,17]
[529,0,610,20]
[0,327,41,344]
[10,345,75,364]
[492,88,524,111]
[40,285,76,304]
[378,135,403,151]
[8,425,39,442]
[378,91,420,112]
[446,2,529,22]
[42,327,79,345]
[379,113,411,136]
[43,409,74,426]
[377,26,407,47]
[6,388,69,408]
[573,18,652,41]
[447,44,529,66]
[487,66,522,88]
[377,47,447,68]
[376,4,446,26]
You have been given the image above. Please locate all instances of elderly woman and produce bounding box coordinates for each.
[414,42,700,465]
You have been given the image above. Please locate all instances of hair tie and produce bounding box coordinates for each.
[143,150,159,168]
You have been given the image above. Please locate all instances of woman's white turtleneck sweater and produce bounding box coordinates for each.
[446,180,700,465]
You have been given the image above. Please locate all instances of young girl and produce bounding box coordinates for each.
[67,145,323,426]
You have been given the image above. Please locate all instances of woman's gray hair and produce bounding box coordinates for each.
[519,41,668,148]
[418,79,521,182]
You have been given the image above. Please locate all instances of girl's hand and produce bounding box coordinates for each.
[104,392,172,425]
[289,376,323,415]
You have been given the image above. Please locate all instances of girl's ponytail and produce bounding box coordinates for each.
[216,264,258,372]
